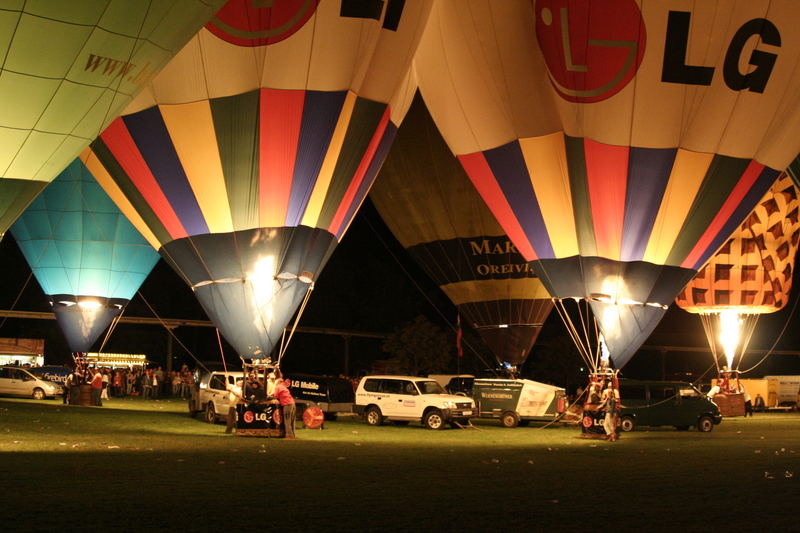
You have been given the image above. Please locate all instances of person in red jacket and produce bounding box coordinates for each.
[272,374,296,439]
[91,368,103,407]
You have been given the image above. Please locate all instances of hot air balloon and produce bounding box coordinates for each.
[414,0,800,374]
[10,154,160,354]
[84,0,432,361]
[676,173,800,410]
[0,0,225,237]
[371,94,553,374]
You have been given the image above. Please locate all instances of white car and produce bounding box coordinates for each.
[0,366,63,400]
[189,370,244,423]
[354,375,476,429]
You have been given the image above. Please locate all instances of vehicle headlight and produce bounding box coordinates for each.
[442,401,456,409]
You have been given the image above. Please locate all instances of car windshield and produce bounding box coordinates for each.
[415,381,445,394]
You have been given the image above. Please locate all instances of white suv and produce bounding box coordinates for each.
[354,375,476,429]
[189,371,244,423]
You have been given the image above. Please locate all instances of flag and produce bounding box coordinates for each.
[456,314,463,358]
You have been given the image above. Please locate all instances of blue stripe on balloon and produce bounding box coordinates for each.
[621,147,677,261]
[334,121,398,240]
[286,90,347,226]
[691,165,779,271]
[122,107,209,236]
[483,141,555,259]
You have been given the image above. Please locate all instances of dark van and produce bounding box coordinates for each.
[617,379,722,432]
[287,374,355,420]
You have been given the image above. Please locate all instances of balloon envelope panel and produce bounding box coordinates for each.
[677,173,800,315]
[10,158,160,352]
[0,0,226,236]
[371,96,553,367]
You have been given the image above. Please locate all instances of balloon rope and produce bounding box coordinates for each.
[699,313,720,373]
[216,328,227,375]
[97,309,125,353]
[276,282,315,367]
[134,289,209,373]
[553,299,594,371]
[739,287,800,374]
[0,271,33,332]
[362,210,497,374]
[735,313,759,371]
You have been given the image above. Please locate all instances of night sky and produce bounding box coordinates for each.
[1,197,799,382]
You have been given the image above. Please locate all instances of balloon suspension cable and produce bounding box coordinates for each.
[134,289,209,373]
[734,313,760,370]
[553,299,597,372]
[699,313,721,373]
[97,308,126,354]
[216,328,228,374]
[362,211,498,375]
[276,282,315,367]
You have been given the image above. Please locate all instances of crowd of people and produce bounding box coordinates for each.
[64,364,196,406]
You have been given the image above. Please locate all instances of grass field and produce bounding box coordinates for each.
[2,396,798,532]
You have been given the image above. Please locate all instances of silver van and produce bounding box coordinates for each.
[0,366,63,399]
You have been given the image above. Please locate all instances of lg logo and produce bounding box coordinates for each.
[535,0,781,103]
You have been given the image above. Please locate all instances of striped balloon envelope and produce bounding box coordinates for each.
[371,94,553,369]
[85,0,431,359]
[675,173,800,369]
[10,156,160,353]
[414,0,800,369]
[0,0,225,238]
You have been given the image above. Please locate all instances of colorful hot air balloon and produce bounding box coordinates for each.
[371,94,553,370]
[10,155,160,353]
[85,0,432,360]
[414,0,800,370]
[676,173,800,371]
[0,0,225,237]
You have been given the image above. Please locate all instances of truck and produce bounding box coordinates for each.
[285,373,355,420]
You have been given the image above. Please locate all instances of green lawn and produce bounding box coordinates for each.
[1,397,798,532]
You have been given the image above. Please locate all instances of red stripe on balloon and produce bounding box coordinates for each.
[260,88,305,226]
[458,151,538,261]
[584,139,628,257]
[99,119,187,240]
[682,160,766,269]
[328,107,390,237]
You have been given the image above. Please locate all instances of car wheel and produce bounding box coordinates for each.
[501,411,519,428]
[696,415,714,432]
[204,402,217,424]
[32,388,45,400]
[620,415,635,432]
[424,409,445,430]
[365,406,383,426]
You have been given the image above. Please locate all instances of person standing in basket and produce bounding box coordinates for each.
[273,373,296,439]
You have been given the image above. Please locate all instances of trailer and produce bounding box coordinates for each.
[763,375,800,408]
[472,378,566,427]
